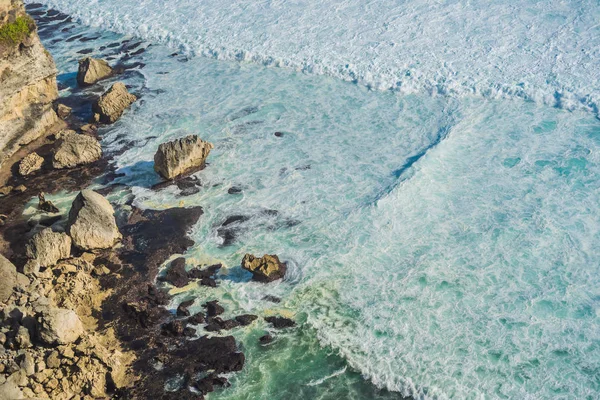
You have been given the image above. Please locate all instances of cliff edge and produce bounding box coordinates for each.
[0,0,59,167]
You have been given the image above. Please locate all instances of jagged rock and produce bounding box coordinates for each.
[18,152,43,176]
[92,82,136,124]
[26,228,71,268]
[160,257,190,288]
[241,254,287,282]
[37,307,84,345]
[187,312,205,325]
[80,124,97,136]
[56,103,72,119]
[67,190,121,250]
[0,254,17,303]
[15,326,32,349]
[153,135,214,180]
[52,131,102,169]
[176,300,194,317]
[235,314,258,326]
[14,184,26,193]
[205,317,240,332]
[77,57,113,86]
[0,186,12,195]
[46,351,60,369]
[20,354,35,376]
[265,316,296,329]
[203,300,224,317]
[38,192,59,213]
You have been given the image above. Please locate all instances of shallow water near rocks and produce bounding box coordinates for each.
[27,1,600,399]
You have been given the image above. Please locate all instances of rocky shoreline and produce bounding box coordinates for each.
[0,2,296,399]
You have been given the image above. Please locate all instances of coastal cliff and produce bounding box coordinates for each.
[0,0,58,167]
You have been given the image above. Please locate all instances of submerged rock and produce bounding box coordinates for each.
[77,57,113,86]
[67,190,121,250]
[235,314,258,326]
[37,307,84,345]
[259,334,273,345]
[0,254,17,303]
[18,152,44,176]
[153,135,213,180]
[92,82,136,124]
[25,228,71,268]
[52,131,102,169]
[241,254,287,282]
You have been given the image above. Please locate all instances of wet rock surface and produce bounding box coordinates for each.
[241,253,287,282]
[92,82,136,124]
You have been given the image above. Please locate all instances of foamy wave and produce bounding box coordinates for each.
[30,0,600,116]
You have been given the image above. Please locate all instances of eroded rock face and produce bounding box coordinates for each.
[154,135,213,180]
[0,253,17,303]
[18,152,43,176]
[37,307,84,345]
[241,254,286,282]
[52,131,102,169]
[25,228,71,268]
[92,82,136,124]
[77,57,112,86]
[0,0,59,167]
[67,190,121,250]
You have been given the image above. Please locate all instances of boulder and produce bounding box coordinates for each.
[38,192,59,213]
[203,300,224,317]
[92,82,136,124]
[241,254,286,282]
[154,135,214,180]
[77,57,113,86]
[265,316,296,329]
[25,228,71,268]
[67,190,121,250]
[18,152,43,176]
[56,103,72,119]
[37,307,84,345]
[161,257,190,288]
[0,254,17,303]
[52,132,102,169]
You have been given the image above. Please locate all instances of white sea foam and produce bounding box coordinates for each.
[31,3,600,399]
[30,0,600,115]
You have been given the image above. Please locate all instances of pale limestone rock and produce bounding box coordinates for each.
[67,190,121,250]
[52,132,101,169]
[25,228,71,268]
[154,135,214,180]
[15,326,32,349]
[37,307,84,345]
[18,152,43,176]
[56,103,72,119]
[0,253,17,303]
[77,57,112,86]
[92,82,136,124]
[0,0,59,168]
[241,254,287,282]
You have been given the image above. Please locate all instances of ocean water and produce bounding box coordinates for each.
[26,1,600,399]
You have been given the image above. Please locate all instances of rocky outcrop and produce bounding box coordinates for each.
[154,134,214,180]
[92,82,136,124]
[55,103,71,119]
[241,253,287,282]
[37,307,84,345]
[77,57,112,86]
[18,151,43,176]
[67,190,121,250]
[0,253,17,303]
[52,131,102,169]
[25,228,71,268]
[0,0,59,167]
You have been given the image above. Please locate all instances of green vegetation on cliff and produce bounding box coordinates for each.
[0,16,35,46]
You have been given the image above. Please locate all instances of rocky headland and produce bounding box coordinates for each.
[0,2,296,399]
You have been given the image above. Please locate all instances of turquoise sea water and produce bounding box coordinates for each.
[28,1,600,398]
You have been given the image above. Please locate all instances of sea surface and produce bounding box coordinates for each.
[26,0,600,399]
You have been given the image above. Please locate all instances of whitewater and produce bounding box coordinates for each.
[28,0,600,399]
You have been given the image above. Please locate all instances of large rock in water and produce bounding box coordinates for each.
[154,135,214,180]
[37,307,84,345]
[77,57,113,86]
[52,131,102,169]
[25,228,71,267]
[67,190,121,250]
[0,253,17,303]
[92,82,136,124]
[241,254,286,282]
